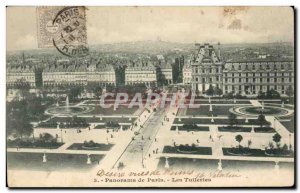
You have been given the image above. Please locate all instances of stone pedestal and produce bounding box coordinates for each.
[129,117,132,121]
[245,118,248,123]
[165,157,169,168]
[43,153,47,163]
[100,116,102,121]
[209,104,213,112]
[87,155,92,164]
[251,126,255,133]
[179,118,181,122]
[176,126,179,132]
[218,160,222,171]
[211,117,214,123]
[275,162,280,170]
[281,101,285,108]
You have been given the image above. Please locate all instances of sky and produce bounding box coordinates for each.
[6,6,294,51]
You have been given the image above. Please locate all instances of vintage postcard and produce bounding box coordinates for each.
[6,6,295,187]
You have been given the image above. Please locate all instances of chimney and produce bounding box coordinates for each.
[217,42,221,59]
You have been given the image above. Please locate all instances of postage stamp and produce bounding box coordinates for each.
[37,6,89,57]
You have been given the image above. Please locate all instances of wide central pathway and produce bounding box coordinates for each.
[115,106,166,170]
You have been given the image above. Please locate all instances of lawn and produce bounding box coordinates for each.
[49,116,137,124]
[67,143,114,151]
[7,140,64,149]
[94,124,106,129]
[192,100,251,104]
[7,152,104,171]
[223,148,294,158]
[280,117,295,133]
[83,105,139,115]
[254,127,276,133]
[173,118,259,125]
[186,105,235,116]
[170,126,209,132]
[163,145,212,155]
[218,126,252,133]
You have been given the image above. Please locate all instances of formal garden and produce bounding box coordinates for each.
[67,140,114,151]
[7,133,64,149]
[163,144,212,155]
[223,133,294,158]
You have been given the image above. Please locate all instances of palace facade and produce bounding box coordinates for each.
[191,43,223,93]
[190,43,294,96]
[222,60,294,95]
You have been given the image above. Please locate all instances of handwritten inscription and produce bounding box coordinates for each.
[95,169,241,184]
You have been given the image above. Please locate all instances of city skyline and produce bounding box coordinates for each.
[7,6,294,51]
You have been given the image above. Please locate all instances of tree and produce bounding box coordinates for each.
[156,67,167,86]
[213,87,223,96]
[205,85,214,96]
[257,90,265,99]
[228,113,238,128]
[6,100,33,138]
[273,133,281,149]
[266,89,280,99]
[285,85,294,103]
[69,86,83,100]
[257,114,270,128]
[247,139,252,148]
[235,135,243,147]
[39,133,55,143]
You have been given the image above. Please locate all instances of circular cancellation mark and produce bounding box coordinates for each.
[52,6,89,57]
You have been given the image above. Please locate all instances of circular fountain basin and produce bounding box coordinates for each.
[45,106,93,116]
[230,105,293,117]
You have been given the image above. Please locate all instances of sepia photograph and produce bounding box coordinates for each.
[5,6,295,188]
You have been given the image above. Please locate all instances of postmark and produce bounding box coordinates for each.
[37,6,89,57]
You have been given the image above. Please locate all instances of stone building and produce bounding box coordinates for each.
[191,43,223,93]
[7,65,36,88]
[125,59,157,86]
[191,43,294,96]
[222,60,294,95]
